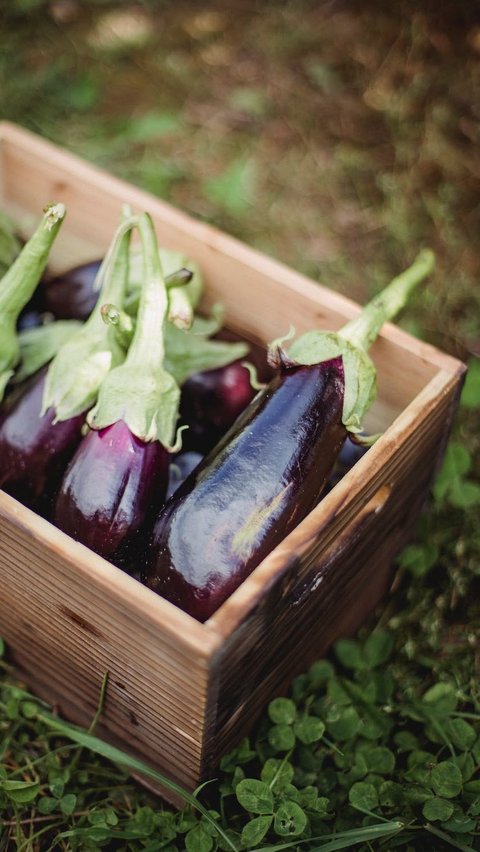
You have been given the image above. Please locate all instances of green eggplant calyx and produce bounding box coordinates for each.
[42,215,136,421]
[288,331,376,433]
[88,213,180,449]
[0,202,67,402]
[16,320,82,384]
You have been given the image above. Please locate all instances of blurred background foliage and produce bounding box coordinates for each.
[1,0,479,357]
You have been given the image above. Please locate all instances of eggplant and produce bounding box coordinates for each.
[325,435,369,493]
[44,257,194,323]
[0,215,136,515]
[0,368,85,515]
[180,360,257,454]
[144,250,435,621]
[54,420,169,563]
[0,203,66,401]
[43,260,102,321]
[166,451,204,500]
[146,358,346,621]
[54,213,182,565]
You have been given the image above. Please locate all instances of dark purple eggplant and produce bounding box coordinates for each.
[180,360,256,454]
[0,368,85,515]
[325,435,369,493]
[166,451,204,500]
[143,250,435,622]
[0,215,136,515]
[54,420,169,563]
[54,213,182,566]
[43,260,102,321]
[146,359,346,621]
[44,259,193,323]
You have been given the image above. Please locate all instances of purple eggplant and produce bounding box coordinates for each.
[180,360,256,454]
[43,260,102,321]
[325,435,369,493]
[54,213,182,566]
[54,420,169,563]
[166,451,204,500]
[44,259,194,323]
[146,358,346,621]
[0,368,85,515]
[0,215,136,515]
[143,250,435,621]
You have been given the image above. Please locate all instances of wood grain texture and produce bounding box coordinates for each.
[0,123,466,794]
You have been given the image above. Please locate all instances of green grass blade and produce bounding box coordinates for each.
[36,710,238,852]
[256,821,404,850]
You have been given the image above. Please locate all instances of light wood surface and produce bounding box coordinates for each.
[0,122,466,794]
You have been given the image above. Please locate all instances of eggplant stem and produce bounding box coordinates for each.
[124,213,168,369]
[338,249,435,351]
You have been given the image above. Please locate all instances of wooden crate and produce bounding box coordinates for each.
[0,122,465,795]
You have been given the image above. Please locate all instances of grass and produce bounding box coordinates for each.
[0,1,479,849]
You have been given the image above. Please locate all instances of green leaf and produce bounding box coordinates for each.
[441,807,476,834]
[364,747,395,775]
[21,700,39,719]
[60,793,77,815]
[348,782,379,812]
[205,157,257,217]
[1,779,40,803]
[273,801,307,837]
[0,636,4,657]
[422,797,455,821]
[326,706,361,740]
[49,776,65,798]
[236,779,274,815]
[185,824,214,852]
[334,638,365,670]
[422,682,458,715]
[449,478,480,508]
[16,320,83,384]
[452,752,475,782]
[268,698,297,726]
[431,761,463,798]
[445,718,477,751]
[437,443,471,479]
[38,796,58,814]
[460,359,480,408]
[363,631,395,667]
[308,660,335,684]
[397,543,439,578]
[379,781,406,807]
[294,717,326,745]
[241,815,272,847]
[268,725,296,752]
[394,731,419,752]
[260,759,294,790]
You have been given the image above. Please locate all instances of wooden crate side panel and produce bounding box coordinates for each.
[203,374,460,771]
[0,502,213,789]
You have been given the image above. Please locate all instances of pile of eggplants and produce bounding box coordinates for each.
[0,203,434,620]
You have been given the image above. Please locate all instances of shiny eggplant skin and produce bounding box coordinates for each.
[145,357,346,621]
[43,260,102,321]
[0,368,85,515]
[54,420,170,567]
[180,360,256,454]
